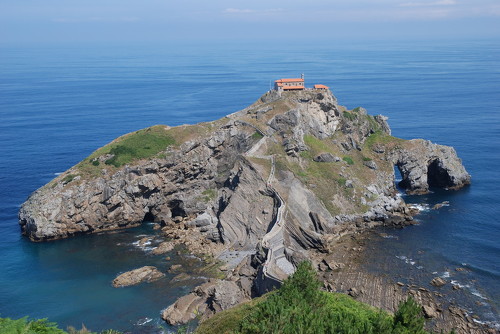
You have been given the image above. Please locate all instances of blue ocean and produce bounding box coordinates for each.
[0,40,499,332]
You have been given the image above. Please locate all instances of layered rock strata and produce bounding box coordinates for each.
[18,88,471,326]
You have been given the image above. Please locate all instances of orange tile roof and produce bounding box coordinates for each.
[314,84,329,89]
[275,78,304,83]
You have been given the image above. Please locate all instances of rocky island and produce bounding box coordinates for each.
[19,88,476,332]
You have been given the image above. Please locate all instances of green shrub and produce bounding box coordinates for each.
[0,317,66,334]
[337,177,347,186]
[343,156,354,165]
[196,262,444,334]
[393,298,427,334]
[237,262,394,334]
[0,317,121,334]
[363,157,372,161]
[343,111,357,121]
[61,174,76,184]
[91,160,100,166]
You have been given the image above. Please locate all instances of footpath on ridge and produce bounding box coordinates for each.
[244,128,295,283]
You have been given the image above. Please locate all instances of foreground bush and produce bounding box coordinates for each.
[196,261,444,334]
[0,317,66,334]
[0,317,120,334]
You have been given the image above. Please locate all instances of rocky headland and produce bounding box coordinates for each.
[19,88,476,332]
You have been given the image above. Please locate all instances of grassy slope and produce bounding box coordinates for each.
[53,119,228,185]
[271,126,404,216]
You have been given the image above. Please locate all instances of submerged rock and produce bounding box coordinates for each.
[112,266,165,288]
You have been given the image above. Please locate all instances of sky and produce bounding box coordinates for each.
[1,0,499,44]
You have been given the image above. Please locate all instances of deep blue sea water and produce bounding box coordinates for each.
[0,40,499,332]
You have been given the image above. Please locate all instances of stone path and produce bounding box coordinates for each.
[243,130,295,283]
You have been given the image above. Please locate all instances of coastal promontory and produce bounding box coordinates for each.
[18,87,471,330]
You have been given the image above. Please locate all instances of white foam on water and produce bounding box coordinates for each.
[408,203,431,212]
[450,280,470,289]
[382,234,398,239]
[136,318,152,326]
[131,239,156,252]
[396,255,418,266]
[470,288,488,300]
[441,271,450,278]
[473,317,500,330]
[54,172,63,176]
[132,240,152,247]
[417,266,423,270]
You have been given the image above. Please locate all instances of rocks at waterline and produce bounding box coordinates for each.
[161,279,248,325]
[430,277,447,287]
[112,266,165,288]
[151,241,174,255]
[422,304,439,318]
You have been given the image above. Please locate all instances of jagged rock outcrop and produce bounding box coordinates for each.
[161,279,249,325]
[18,88,471,325]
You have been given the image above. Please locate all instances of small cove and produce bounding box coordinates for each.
[3,222,209,332]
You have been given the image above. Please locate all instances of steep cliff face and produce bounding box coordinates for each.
[19,88,470,255]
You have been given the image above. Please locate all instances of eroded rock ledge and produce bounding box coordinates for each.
[18,88,471,328]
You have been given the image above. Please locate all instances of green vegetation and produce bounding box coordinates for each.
[363,157,373,162]
[343,111,357,121]
[99,126,175,168]
[337,176,347,186]
[61,174,76,184]
[272,136,365,215]
[363,130,403,151]
[0,317,120,334]
[251,131,264,140]
[0,317,65,334]
[393,298,427,334]
[343,156,354,165]
[199,189,217,203]
[196,262,442,334]
[74,125,176,178]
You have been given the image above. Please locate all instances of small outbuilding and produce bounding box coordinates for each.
[314,84,329,90]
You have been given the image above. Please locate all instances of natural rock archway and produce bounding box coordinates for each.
[390,139,470,194]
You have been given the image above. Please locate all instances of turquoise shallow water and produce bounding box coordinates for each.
[0,40,499,331]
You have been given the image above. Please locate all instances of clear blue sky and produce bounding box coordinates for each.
[1,0,499,44]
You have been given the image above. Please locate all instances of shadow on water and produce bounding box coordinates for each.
[13,223,208,333]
